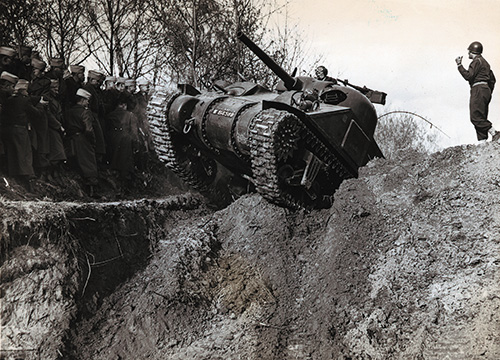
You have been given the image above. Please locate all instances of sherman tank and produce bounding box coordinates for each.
[147,32,385,209]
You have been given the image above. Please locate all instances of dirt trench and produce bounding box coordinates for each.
[2,142,500,359]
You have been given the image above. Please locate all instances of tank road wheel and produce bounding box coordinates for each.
[147,91,232,208]
[249,108,334,209]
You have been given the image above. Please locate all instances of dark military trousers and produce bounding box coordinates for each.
[72,133,98,183]
[469,84,492,140]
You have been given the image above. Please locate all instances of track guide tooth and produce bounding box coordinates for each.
[248,108,352,209]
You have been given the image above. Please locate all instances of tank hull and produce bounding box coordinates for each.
[147,32,384,209]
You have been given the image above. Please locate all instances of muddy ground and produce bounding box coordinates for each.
[1,143,500,359]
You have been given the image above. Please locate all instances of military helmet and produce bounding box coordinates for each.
[316,65,328,76]
[468,41,483,54]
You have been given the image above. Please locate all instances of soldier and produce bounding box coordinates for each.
[13,45,33,80]
[46,79,67,182]
[456,41,498,142]
[29,58,51,97]
[102,76,119,115]
[65,64,85,109]
[46,57,67,105]
[106,93,139,184]
[104,76,116,90]
[0,72,19,173]
[97,71,106,90]
[0,46,16,74]
[84,70,106,163]
[314,66,337,83]
[116,77,126,92]
[134,78,153,168]
[124,79,137,111]
[3,79,40,190]
[29,58,52,179]
[65,88,98,194]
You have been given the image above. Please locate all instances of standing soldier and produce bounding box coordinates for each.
[102,76,119,116]
[106,93,139,187]
[0,47,16,74]
[84,70,106,165]
[29,58,51,180]
[46,79,67,182]
[30,58,51,96]
[134,78,153,169]
[3,79,40,191]
[456,41,498,142]
[0,72,19,173]
[65,64,85,109]
[65,88,98,194]
[46,57,68,106]
[13,45,33,80]
[124,79,137,111]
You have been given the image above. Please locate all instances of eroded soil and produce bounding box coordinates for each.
[2,142,500,359]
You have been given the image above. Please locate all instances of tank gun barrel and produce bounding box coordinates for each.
[237,31,302,91]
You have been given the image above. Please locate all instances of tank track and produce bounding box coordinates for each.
[248,108,351,209]
[147,91,231,207]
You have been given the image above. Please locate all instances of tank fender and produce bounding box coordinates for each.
[261,99,307,122]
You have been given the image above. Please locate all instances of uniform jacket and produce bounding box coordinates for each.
[458,55,495,89]
[64,77,83,108]
[3,93,40,127]
[65,104,95,143]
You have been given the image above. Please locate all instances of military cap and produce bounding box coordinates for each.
[14,79,29,90]
[31,58,47,70]
[87,70,102,80]
[0,71,19,84]
[0,46,16,57]
[137,78,149,86]
[50,58,65,68]
[76,88,92,99]
[125,79,136,87]
[116,77,126,84]
[69,65,85,74]
[105,76,116,82]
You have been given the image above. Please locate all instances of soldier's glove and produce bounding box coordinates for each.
[455,56,463,66]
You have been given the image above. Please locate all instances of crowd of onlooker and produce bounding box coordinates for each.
[0,45,155,195]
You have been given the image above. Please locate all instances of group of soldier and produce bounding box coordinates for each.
[0,45,154,195]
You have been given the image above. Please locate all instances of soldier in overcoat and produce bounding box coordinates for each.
[3,79,40,190]
[65,88,98,193]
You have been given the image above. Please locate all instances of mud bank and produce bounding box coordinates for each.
[0,194,207,359]
[2,143,500,360]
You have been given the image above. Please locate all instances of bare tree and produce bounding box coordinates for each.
[0,0,43,49]
[81,0,158,77]
[143,0,313,90]
[375,111,443,159]
[36,0,88,63]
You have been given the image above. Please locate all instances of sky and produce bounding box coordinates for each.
[273,0,500,148]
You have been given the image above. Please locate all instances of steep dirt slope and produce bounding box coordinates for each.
[0,194,207,359]
[65,142,500,359]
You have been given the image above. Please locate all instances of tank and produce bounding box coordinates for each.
[147,32,385,209]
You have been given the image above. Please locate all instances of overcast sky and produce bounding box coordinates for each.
[275,0,500,148]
